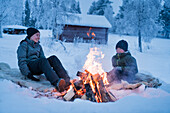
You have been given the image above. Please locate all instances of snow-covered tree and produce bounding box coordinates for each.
[69,1,81,14]
[0,0,23,37]
[1,0,82,40]
[158,0,170,39]
[88,0,113,15]
[87,0,114,32]
[4,0,23,25]
[24,0,31,27]
[104,3,115,32]
[29,0,38,27]
[115,0,161,52]
[0,0,9,38]
[29,0,81,40]
[88,1,97,15]
[76,1,81,14]
[35,0,44,29]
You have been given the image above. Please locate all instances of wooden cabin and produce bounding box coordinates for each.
[59,14,111,44]
[2,25,27,35]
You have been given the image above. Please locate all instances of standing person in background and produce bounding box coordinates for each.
[108,40,138,83]
[17,28,70,92]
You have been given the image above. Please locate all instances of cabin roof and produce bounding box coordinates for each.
[64,14,112,28]
[2,25,27,29]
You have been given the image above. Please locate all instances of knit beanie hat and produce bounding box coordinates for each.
[116,40,128,51]
[27,28,40,39]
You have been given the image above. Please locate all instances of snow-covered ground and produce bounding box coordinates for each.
[0,31,170,113]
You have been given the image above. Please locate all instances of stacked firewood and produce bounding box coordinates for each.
[64,70,117,102]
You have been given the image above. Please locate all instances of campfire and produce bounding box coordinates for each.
[33,46,160,102]
[63,47,116,103]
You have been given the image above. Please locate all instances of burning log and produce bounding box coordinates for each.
[73,79,84,90]
[81,94,87,100]
[63,79,86,101]
[77,71,89,83]
[97,79,116,102]
[85,84,96,102]
[76,70,116,102]
[86,70,116,102]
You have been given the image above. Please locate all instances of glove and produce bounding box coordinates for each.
[27,72,40,81]
[115,66,123,74]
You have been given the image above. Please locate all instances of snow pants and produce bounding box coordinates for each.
[27,55,70,85]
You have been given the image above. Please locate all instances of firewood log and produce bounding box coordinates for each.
[107,91,117,102]
[76,71,88,82]
[63,86,75,101]
[85,84,96,102]
[97,79,115,102]
[81,94,87,100]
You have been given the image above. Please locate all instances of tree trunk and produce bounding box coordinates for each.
[0,23,2,38]
[138,29,142,52]
[165,31,169,39]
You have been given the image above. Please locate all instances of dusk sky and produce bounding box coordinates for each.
[77,0,122,15]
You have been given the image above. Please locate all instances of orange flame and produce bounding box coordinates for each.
[83,47,109,85]
[91,32,95,37]
[87,32,90,37]
[87,27,96,39]
[65,47,109,103]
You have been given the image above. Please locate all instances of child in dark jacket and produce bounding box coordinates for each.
[108,40,138,83]
[17,28,70,92]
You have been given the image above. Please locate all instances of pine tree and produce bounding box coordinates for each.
[69,0,81,14]
[88,0,112,15]
[76,1,81,14]
[60,1,67,12]
[158,1,170,39]
[70,2,77,13]
[25,0,30,26]
[88,1,97,15]
[87,0,114,32]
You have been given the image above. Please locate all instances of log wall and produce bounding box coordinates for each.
[59,25,108,44]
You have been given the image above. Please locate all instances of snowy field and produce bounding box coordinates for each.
[0,31,170,113]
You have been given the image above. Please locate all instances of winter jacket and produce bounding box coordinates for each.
[112,51,138,83]
[17,37,45,76]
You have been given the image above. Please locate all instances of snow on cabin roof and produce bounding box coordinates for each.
[2,25,27,29]
[65,14,112,28]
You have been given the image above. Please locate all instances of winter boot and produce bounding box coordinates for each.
[64,77,71,90]
[65,81,71,90]
[56,78,66,92]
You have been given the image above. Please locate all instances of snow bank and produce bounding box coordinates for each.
[0,79,170,113]
[0,31,170,113]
